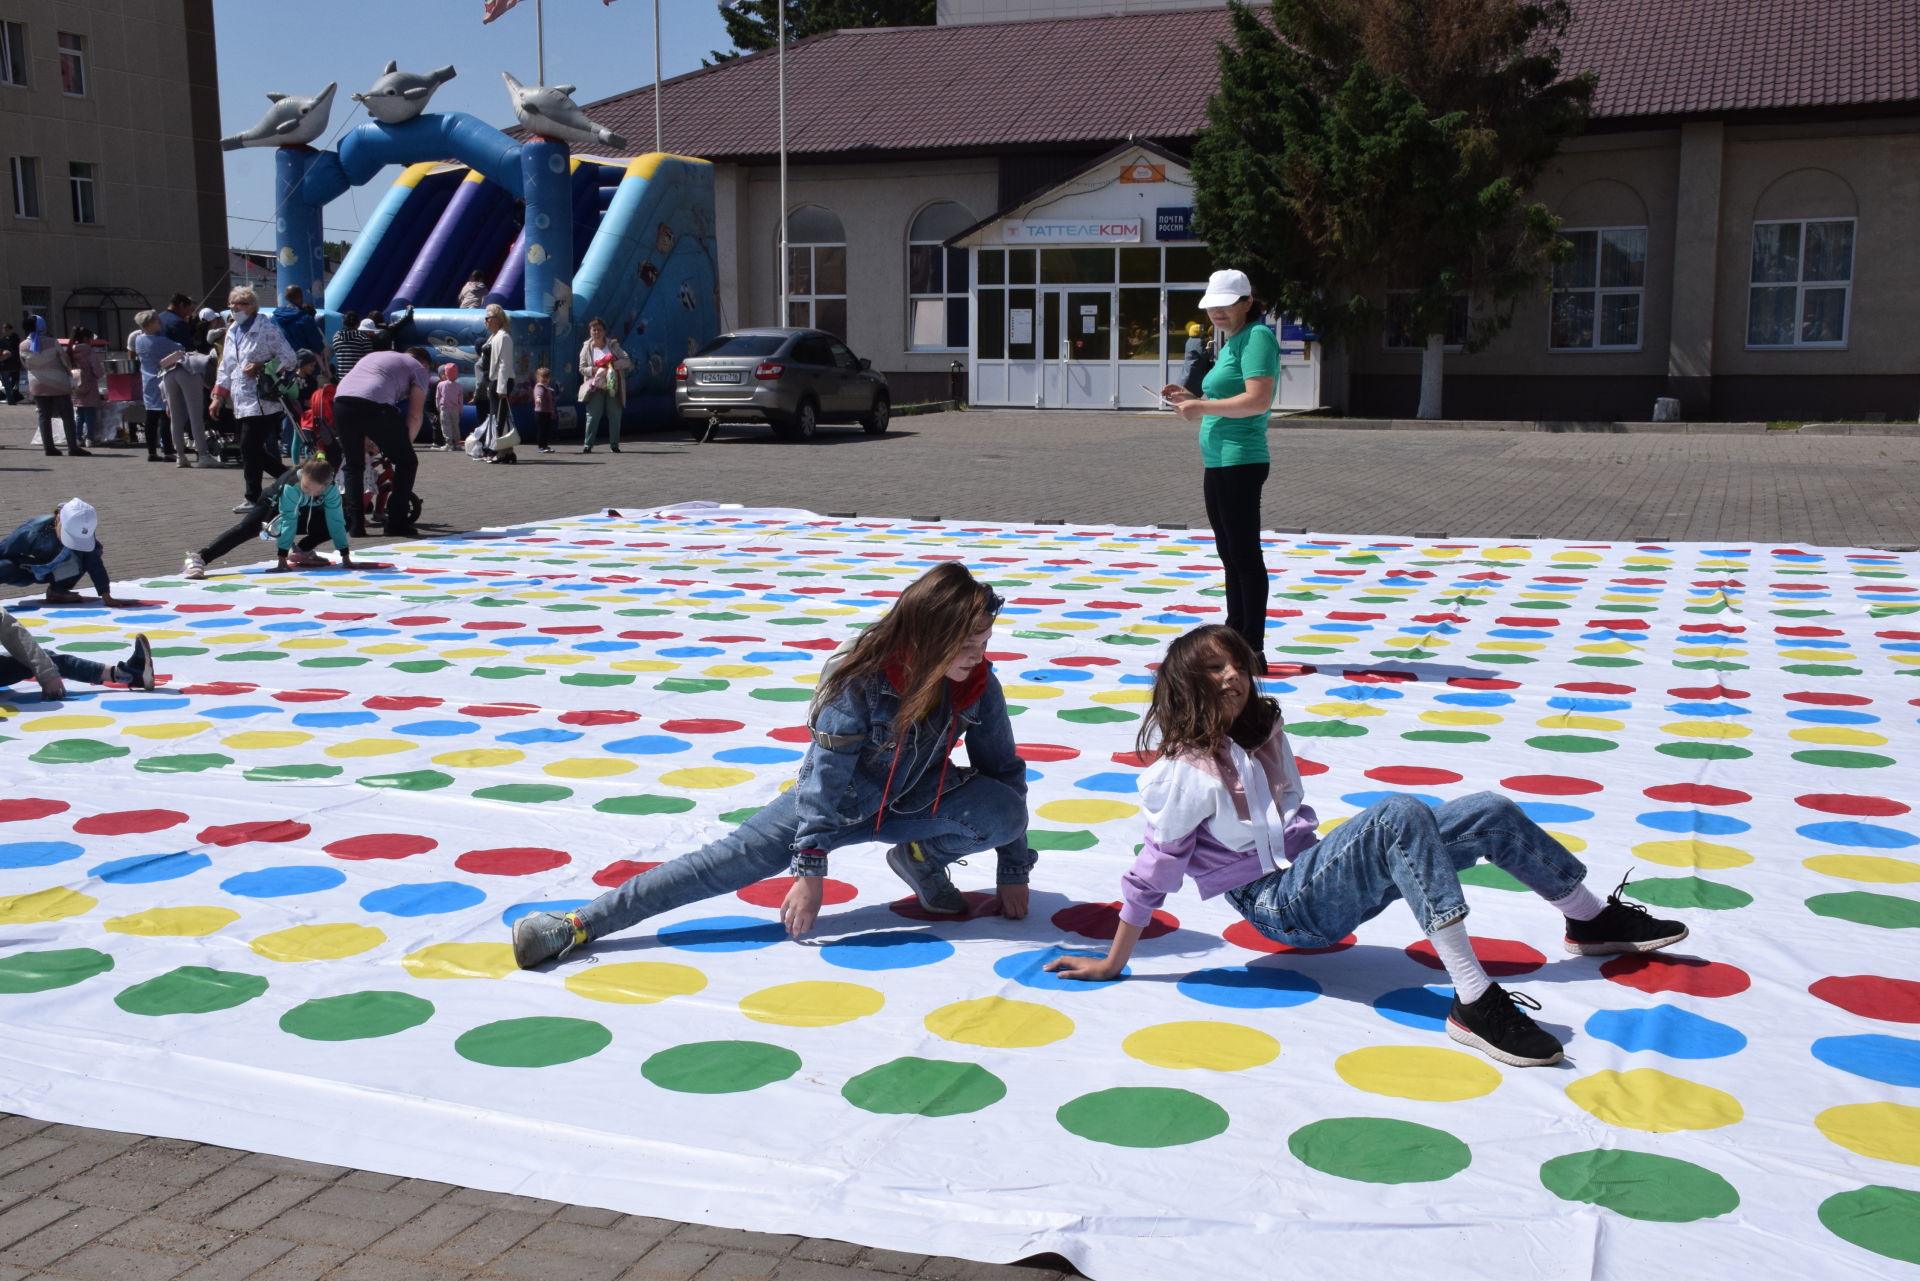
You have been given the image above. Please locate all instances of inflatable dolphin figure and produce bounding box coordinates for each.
[502,71,629,150]
[220,82,337,151]
[353,62,457,125]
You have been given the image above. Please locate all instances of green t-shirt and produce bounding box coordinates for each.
[1198,322,1280,468]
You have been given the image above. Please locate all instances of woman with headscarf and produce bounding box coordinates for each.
[21,317,83,458]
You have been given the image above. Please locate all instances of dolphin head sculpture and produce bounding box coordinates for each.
[220,82,338,151]
[502,71,629,151]
[353,61,457,125]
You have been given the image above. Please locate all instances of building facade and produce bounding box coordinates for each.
[0,0,226,343]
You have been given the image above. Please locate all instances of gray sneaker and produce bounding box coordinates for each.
[512,911,583,969]
[885,842,967,914]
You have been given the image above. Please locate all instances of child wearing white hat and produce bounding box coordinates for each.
[0,498,135,607]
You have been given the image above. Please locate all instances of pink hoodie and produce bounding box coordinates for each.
[435,364,463,425]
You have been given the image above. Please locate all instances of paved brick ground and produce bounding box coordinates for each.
[4,402,1920,1279]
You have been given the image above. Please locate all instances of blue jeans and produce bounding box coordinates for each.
[1227,791,1588,945]
[0,651,108,689]
[577,773,1028,940]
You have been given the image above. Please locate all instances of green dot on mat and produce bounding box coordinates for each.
[1100,634,1158,646]
[1656,742,1753,761]
[30,739,129,764]
[215,651,289,663]
[1403,730,1491,744]
[1288,1116,1471,1183]
[657,678,729,694]
[151,646,209,658]
[561,673,635,687]
[1573,656,1641,668]
[1624,876,1752,910]
[720,806,763,824]
[1288,721,1368,737]
[1012,629,1066,641]
[1673,659,1750,672]
[455,1016,612,1068]
[615,607,673,617]
[1059,706,1140,724]
[0,948,114,994]
[843,1057,1007,1118]
[243,763,344,782]
[1476,653,1535,665]
[1793,750,1895,770]
[1514,599,1570,609]
[1526,735,1618,753]
[690,611,748,622]
[279,990,434,1041]
[1539,1148,1739,1222]
[641,1040,800,1093]
[1030,829,1099,852]
[473,666,541,680]
[136,753,232,774]
[1593,604,1655,613]
[1805,892,1920,930]
[750,687,813,702]
[1772,608,1833,618]
[593,794,697,817]
[299,656,369,668]
[475,784,573,804]
[1784,664,1864,678]
[115,966,269,1016]
[1273,645,1341,656]
[58,641,123,653]
[1458,864,1527,892]
[1056,1087,1228,1149]
[392,660,453,674]
[543,603,597,614]
[359,769,454,792]
[1820,1185,1920,1265]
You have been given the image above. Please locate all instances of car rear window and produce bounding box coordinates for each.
[694,335,785,358]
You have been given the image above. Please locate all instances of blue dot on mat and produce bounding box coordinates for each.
[1811,1034,1920,1087]
[1020,668,1092,683]
[1437,691,1513,707]
[360,881,487,918]
[0,841,86,869]
[415,632,478,642]
[218,866,347,898]
[1327,686,1402,701]
[495,728,583,745]
[292,711,379,728]
[260,620,323,632]
[1549,697,1632,713]
[1636,811,1752,836]
[1373,984,1455,1031]
[659,646,722,658]
[98,697,190,713]
[604,735,694,755]
[88,852,211,884]
[1663,702,1751,718]
[500,900,590,927]
[396,720,480,737]
[658,915,787,952]
[572,641,639,653]
[1585,1006,1747,1059]
[715,746,803,764]
[1342,791,1442,810]
[1515,802,1594,824]
[1074,772,1138,794]
[201,706,283,720]
[1177,964,1321,1009]
[1796,822,1919,850]
[820,930,954,971]
[990,946,1128,991]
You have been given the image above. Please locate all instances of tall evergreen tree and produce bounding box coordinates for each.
[709,0,935,63]
[1191,0,1594,418]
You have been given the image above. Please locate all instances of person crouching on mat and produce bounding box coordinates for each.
[181,456,354,579]
[1045,623,1691,1067]
[513,561,1039,968]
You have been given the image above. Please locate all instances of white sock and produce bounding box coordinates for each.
[1428,920,1492,1004]
[1547,884,1605,921]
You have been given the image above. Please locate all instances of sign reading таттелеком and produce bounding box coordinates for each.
[1000,219,1143,243]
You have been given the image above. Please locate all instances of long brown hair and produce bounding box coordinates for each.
[1138,624,1277,761]
[815,562,996,729]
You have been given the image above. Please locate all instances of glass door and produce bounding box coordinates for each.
[1063,289,1114,408]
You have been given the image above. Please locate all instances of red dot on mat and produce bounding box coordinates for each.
[592,859,660,888]
[660,719,745,735]
[1111,750,1158,768]
[1051,901,1179,940]
[1017,743,1081,763]
[1667,685,1751,701]
[1294,756,1330,776]
[1053,656,1120,667]
[1447,677,1521,690]
[459,702,540,718]
[1269,662,1319,677]
[173,603,232,614]
[1601,953,1751,998]
[737,877,858,908]
[464,620,524,631]
[1810,975,1920,1024]
[985,651,1027,663]
[1644,783,1752,806]
[272,688,348,704]
[73,809,188,836]
[388,616,449,626]
[1502,774,1603,796]
[1785,691,1873,706]
[456,847,571,876]
[889,890,1008,922]
[1223,920,1355,955]
[557,709,642,727]
[197,820,312,846]
[1405,936,1544,977]
[178,682,257,696]
[324,833,437,861]
[1795,793,1910,817]
[783,637,841,651]
[1367,766,1462,786]
[364,695,443,711]
[0,799,70,823]
[1558,682,1634,694]
[767,726,813,743]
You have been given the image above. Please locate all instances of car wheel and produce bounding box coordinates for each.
[792,399,818,441]
[861,394,890,435]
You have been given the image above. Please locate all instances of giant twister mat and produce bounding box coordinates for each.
[1,504,1918,1280]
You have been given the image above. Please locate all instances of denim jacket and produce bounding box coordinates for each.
[789,664,1036,884]
[0,515,109,597]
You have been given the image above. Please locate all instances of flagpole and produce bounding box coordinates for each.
[536,0,545,84]
[653,0,663,153]
[777,0,787,325]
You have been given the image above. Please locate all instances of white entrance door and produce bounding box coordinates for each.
[1038,288,1116,408]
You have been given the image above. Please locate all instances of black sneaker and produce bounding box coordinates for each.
[1564,874,1688,956]
[123,634,155,691]
[1446,983,1564,1067]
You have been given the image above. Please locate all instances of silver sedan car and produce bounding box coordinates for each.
[674,327,891,441]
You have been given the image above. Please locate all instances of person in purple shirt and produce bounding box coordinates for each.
[333,346,432,538]
[1047,624,1693,1069]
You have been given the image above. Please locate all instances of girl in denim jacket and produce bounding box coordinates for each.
[513,562,1038,967]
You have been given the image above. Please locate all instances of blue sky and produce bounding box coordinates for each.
[213,0,734,251]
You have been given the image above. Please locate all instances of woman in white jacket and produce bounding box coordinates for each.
[576,317,632,454]
[212,287,296,507]
[469,304,518,464]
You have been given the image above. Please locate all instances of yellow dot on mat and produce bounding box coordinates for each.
[1789,727,1888,746]
[1422,710,1504,727]
[1034,619,1097,631]
[1803,854,1920,884]
[739,980,884,1028]
[250,923,385,963]
[612,659,679,672]
[1002,684,1062,700]
[1317,816,1350,835]
[1296,633,1355,645]
[280,637,347,650]
[0,887,97,925]
[1816,1102,1920,1167]
[222,730,313,750]
[1672,645,1747,658]
[441,647,510,659]
[1124,1021,1279,1072]
[734,602,780,613]
[48,624,120,635]
[1576,641,1638,656]
[1564,1069,1743,1133]
[1036,799,1139,824]
[401,942,517,980]
[1305,702,1387,718]
[544,758,636,779]
[704,664,772,678]
[206,632,270,645]
[357,643,424,655]
[526,654,591,666]
[778,778,795,793]
[103,906,239,937]
[793,673,821,686]
[659,767,755,789]
[1477,641,1542,653]
[1778,648,1858,662]
[1551,551,1602,563]
[1633,840,1752,870]
[1537,715,1624,732]
[122,721,211,741]
[431,748,525,768]
[1662,722,1752,739]
[1128,623,1182,635]
[805,606,858,617]
[566,962,708,1006]
[325,738,418,759]
[20,715,113,732]
[1546,830,1588,854]
[1090,689,1151,704]
[925,997,1074,1049]
[1335,1045,1500,1101]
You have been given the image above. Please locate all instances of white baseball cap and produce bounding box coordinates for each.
[57,498,97,551]
[358,318,377,332]
[198,307,220,322]
[1199,268,1255,309]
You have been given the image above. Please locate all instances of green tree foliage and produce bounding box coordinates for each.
[1192,0,1594,363]
[708,0,935,63]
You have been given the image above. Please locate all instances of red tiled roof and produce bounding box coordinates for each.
[576,2,1920,162]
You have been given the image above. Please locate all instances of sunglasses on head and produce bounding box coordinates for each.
[982,589,1005,619]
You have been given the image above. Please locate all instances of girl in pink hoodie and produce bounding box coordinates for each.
[435,363,465,450]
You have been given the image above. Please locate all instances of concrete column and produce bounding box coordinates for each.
[1667,121,1725,415]
[275,147,328,304]
[711,163,748,331]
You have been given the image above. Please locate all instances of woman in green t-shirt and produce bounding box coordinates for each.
[1160,268,1280,671]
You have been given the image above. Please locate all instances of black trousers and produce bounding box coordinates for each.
[34,395,76,453]
[334,395,417,533]
[1202,462,1271,652]
[236,413,283,500]
[197,480,322,563]
[145,407,173,457]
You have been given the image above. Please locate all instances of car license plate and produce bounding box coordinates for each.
[699,371,743,384]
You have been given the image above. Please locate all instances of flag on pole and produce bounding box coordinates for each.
[483,0,523,23]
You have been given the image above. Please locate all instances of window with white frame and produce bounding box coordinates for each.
[785,205,846,338]
[0,22,26,87]
[1748,218,1854,348]
[907,201,974,350]
[57,32,85,97]
[1385,291,1470,350]
[10,156,40,219]
[1550,227,1646,350]
[68,161,96,224]
[20,286,50,326]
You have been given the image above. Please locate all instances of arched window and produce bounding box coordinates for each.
[907,201,974,350]
[785,205,846,337]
